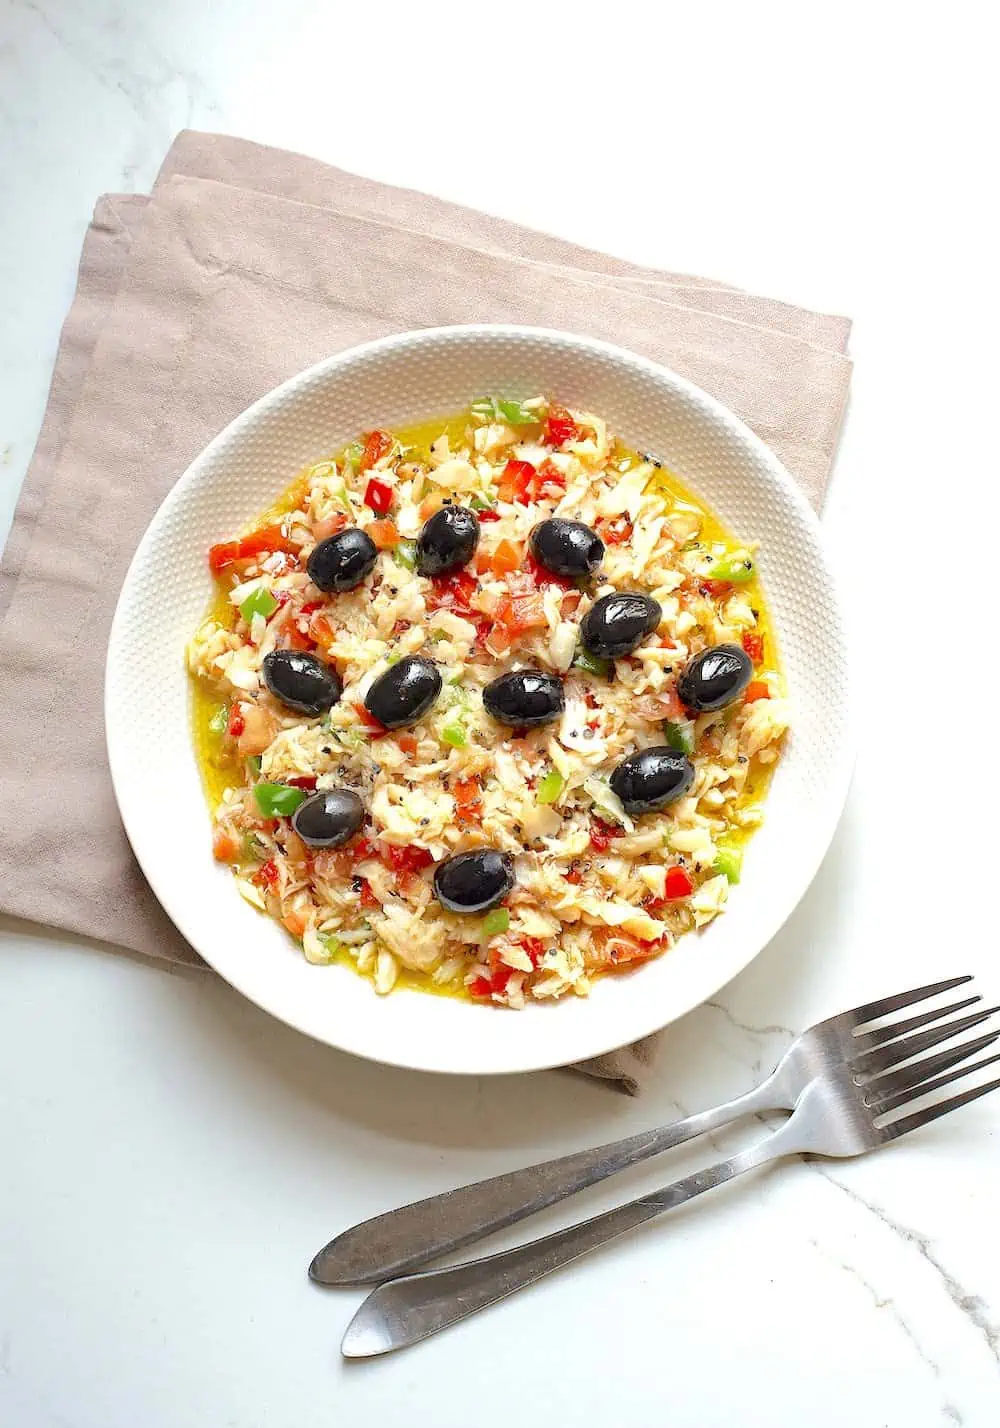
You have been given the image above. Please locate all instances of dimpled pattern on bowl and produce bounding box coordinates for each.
[105,326,853,1076]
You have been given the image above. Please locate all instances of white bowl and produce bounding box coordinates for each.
[106,326,852,1075]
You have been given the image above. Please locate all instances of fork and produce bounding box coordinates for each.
[312,976,991,1286]
[341,1002,1000,1356]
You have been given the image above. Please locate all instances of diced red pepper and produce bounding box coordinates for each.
[351,836,378,861]
[469,975,493,998]
[744,680,770,704]
[477,507,502,522]
[518,936,545,969]
[486,949,515,995]
[497,459,538,505]
[428,568,478,615]
[255,859,280,891]
[359,429,394,472]
[384,845,434,877]
[454,777,483,825]
[589,818,620,852]
[209,524,298,573]
[359,879,379,909]
[525,553,574,590]
[364,478,393,515]
[286,775,318,790]
[397,733,419,757]
[227,704,245,739]
[742,631,764,663]
[537,459,567,496]
[543,403,580,448]
[595,515,633,547]
[354,701,388,737]
[565,866,583,885]
[664,866,694,900]
[702,579,732,599]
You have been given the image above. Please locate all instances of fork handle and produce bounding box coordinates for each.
[311,1077,780,1285]
[341,1128,795,1358]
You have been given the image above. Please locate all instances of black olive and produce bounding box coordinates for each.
[677,643,753,712]
[433,849,516,913]
[416,505,480,576]
[291,789,365,848]
[364,655,442,729]
[529,518,604,579]
[262,649,342,715]
[482,670,565,727]
[579,592,661,660]
[609,746,695,815]
[307,528,378,593]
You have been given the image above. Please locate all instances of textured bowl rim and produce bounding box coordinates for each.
[106,324,854,1075]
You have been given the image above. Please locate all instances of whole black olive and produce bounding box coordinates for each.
[609,746,695,815]
[433,849,516,913]
[262,649,342,715]
[364,655,442,729]
[291,789,365,848]
[529,518,604,579]
[579,592,661,660]
[307,528,378,593]
[482,670,565,727]
[416,505,480,576]
[677,643,753,712]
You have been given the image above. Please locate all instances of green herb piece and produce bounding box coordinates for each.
[536,769,565,805]
[707,554,754,584]
[664,719,696,755]
[714,846,744,884]
[240,586,279,623]
[469,493,498,512]
[496,398,540,426]
[253,783,307,818]
[572,647,611,678]
[482,908,510,937]
[393,539,418,570]
[441,722,467,748]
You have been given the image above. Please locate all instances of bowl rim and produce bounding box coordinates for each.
[106,323,854,1074]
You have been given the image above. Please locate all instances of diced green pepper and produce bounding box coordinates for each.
[470,397,497,423]
[208,704,228,737]
[469,494,497,512]
[343,441,364,470]
[393,539,418,570]
[707,554,754,584]
[572,648,612,678]
[240,586,278,623]
[253,783,307,818]
[664,719,696,755]
[482,908,510,937]
[320,932,343,958]
[441,722,467,748]
[496,398,540,426]
[714,845,744,884]
[536,769,565,805]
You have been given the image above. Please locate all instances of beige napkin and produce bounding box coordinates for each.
[0,132,851,1092]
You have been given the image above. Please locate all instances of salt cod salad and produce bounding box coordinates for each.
[188,397,789,1007]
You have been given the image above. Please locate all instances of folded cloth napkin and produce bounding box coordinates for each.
[0,131,851,1092]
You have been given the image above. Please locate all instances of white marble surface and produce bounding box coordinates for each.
[1,2,999,1425]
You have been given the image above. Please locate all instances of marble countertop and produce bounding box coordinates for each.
[1,3,998,1426]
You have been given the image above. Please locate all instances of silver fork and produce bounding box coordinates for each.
[341,1003,1000,1357]
[312,976,991,1286]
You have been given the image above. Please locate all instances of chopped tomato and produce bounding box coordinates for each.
[478,620,512,656]
[477,508,502,523]
[486,950,515,995]
[285,624,317,652]
[589,818,620,853]
[212,828,240,863]
[543,402,580,447]
[744,680,770,704]
[537,458,567,497]
[484,539,522,577]
[497,459,537,505]
[308,612,335,648]
[226,704,245,739]
[350,836,377,862]
[384,845,434,877]
[283,908,309,938]
[364,478,393,515]
[359,429,394,472]
[497,591,546,635]
[702,579,732,599]
[454,777,483,825]
[397,733,419,756]
[287,775,318,790]
[312,512,347,541]
[358,879,380,909]
[595,515,633,546]
[564,866,583,885]
[354,701,388,737]
[428,568,478,615]
[742,631,764,664]
[607,934,657,966]
[517,936,545,969]
[209,524,297,573]
[664,866,694,900]
[367,519,399,549]
[469,975,493,998]
[255,860,280,892]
